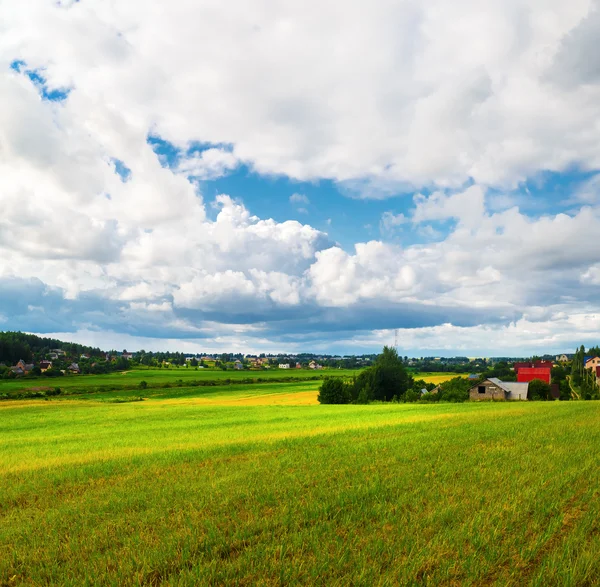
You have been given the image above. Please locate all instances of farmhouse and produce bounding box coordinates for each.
[39,361,52,372]
[469,378,529,401]
[584,356,600,370]
[279,363,290,369]
[15,359,34,374]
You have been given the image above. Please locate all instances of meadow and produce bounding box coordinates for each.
[2,384,600,585]
[0,368,455,398]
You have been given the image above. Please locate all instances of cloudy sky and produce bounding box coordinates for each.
[2,0,600,356]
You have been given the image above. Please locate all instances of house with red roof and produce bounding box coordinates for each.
[513,361,552,385]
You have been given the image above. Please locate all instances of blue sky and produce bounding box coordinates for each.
[2,0,600,355]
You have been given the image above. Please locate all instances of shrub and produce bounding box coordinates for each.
[138,380,148,389]
[318,378,351,404]
[528,378,552,401]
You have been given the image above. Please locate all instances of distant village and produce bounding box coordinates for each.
[1,332,599,401]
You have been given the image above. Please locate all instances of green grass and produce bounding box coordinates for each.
[2,397,600,585]
[0,367,359,396]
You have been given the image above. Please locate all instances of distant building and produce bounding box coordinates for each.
[584,357,600,370]
[279,363,290,369]
[68,363,81,374]
[39,361,52,373]
[469,378,529,401]
[16,360,34,374]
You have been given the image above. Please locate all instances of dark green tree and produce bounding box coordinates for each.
[528,378,552,401]
[353,346,412,402]
[317,378,351,404]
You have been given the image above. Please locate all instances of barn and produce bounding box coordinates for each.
[469,378,529,401]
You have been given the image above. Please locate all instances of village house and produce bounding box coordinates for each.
[234,360,243,370]
[469,378,529,401]
[584,356,600,370]
[39,360,52,373]
[16,359,34,374]
[556,354,573,363]
[279,363,290,369]
[68,363,81,374]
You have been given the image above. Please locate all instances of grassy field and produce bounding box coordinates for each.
[0,369,461,401]
[2,390,600,585]
[0,368,358,397]
[413,372,465,385]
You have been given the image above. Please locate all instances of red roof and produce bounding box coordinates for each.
[517,367,551,384]
[514,361,553,373]
[513,362,532,372]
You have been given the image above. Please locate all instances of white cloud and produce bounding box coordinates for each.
[290,193,310,205]
[2,0,600,192]
[380,211,408,235]
[2,0,600,353]
[412,185,486,227]
[176,148,240,180]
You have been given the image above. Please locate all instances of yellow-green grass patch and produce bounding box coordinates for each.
[2,401,600,585]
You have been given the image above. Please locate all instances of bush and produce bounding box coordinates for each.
[318,378,351,404]
[138,380,148,389]
[437,377,471,402]
[528,378,552,401]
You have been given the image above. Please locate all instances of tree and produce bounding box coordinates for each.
[352,346,412,403]
[318,378,351,404]
[437,376,472,402]
[528,378,551,401]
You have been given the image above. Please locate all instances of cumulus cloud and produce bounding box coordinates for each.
[1,0,600,353]
[3,0,600,190]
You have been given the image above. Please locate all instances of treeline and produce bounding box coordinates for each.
[318,347,474,404]
[0,331,103,365]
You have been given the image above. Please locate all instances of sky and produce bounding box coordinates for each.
[1,0,600,356]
